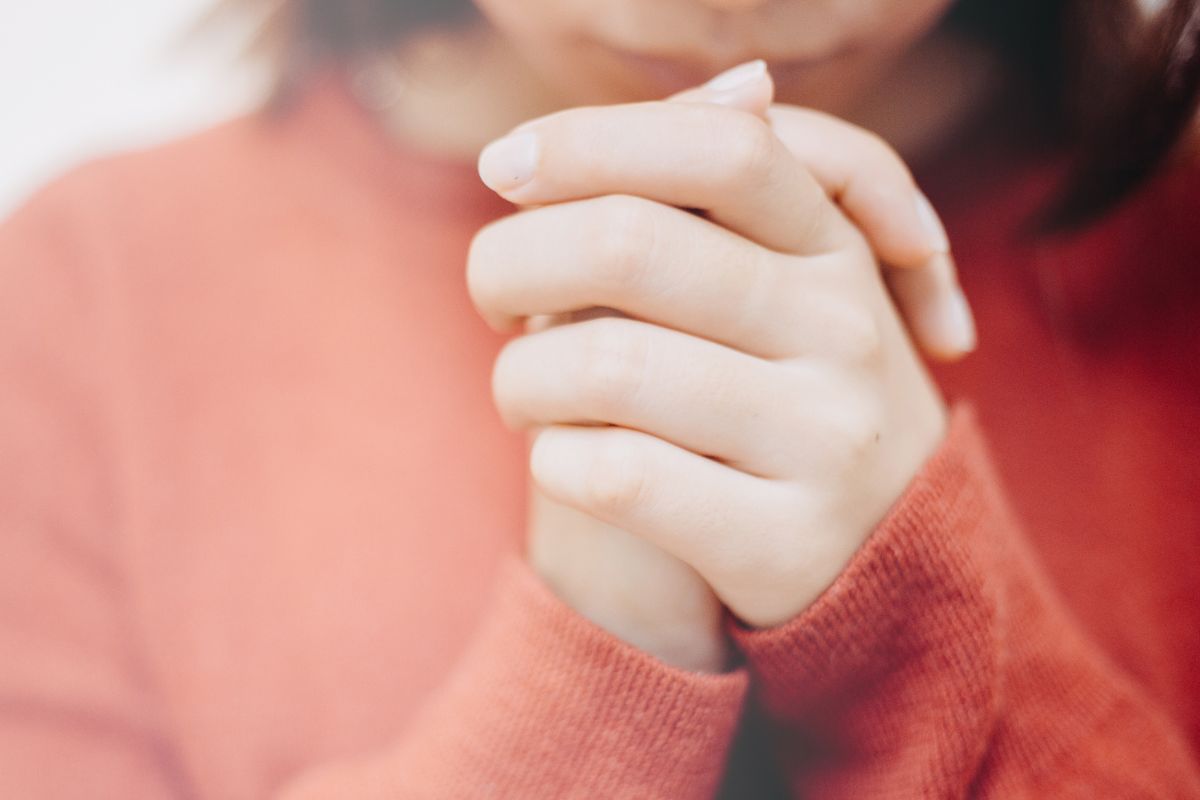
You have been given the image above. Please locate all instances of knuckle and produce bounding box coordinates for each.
[850,126,916,188]
[726,247,782,344]
[782,281,883,364]
[717,113,779,186]
[828,399,884,472]
[785,368,883,476]
[862,129,908,172]
[582,430,649,514]
[588,194,658,295]
[836,306,883,364]
[576,317,650,411]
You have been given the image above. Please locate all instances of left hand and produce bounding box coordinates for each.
[470,81,950,630]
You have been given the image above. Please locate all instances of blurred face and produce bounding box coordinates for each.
[471,0,956,113]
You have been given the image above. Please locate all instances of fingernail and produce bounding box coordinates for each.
[945,286,978,353]
[478,130,540,193]
[914,191,951,254]
[704,59,767,92]
[915,253,976,356]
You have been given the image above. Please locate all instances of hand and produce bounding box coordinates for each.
[469,62,964,660]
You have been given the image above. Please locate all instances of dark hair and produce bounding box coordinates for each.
[946,0,1200,233]
[228,0,1200,235]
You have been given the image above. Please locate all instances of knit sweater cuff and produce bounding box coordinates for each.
[726,401,1002,708]
[385,554,748,797]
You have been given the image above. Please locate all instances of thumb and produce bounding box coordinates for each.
[663,59,774,119]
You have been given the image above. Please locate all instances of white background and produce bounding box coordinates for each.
[0,1,266,216]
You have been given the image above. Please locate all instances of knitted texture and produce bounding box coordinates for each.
[1,72,1198,797]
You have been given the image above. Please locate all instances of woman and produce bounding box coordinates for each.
[1,0,1198,796]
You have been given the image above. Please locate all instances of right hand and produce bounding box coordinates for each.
[483,60,974,673]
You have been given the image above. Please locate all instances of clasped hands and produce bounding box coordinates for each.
[467,60,973,670]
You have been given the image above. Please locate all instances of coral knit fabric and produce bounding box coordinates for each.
[1,72,1198,799]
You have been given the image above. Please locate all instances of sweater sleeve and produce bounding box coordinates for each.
[727,403,1200,798]
[0,180,748,799]
[278,557,747,799]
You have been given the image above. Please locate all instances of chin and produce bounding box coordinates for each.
[519,28,887,117]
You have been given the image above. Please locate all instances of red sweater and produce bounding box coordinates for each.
[1,72,1198,798]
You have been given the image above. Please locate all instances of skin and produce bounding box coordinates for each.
[471,0,948,105]
[391,0,988,671]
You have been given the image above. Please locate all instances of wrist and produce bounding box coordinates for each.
[528,490,731,673]
[532,555,732,673]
